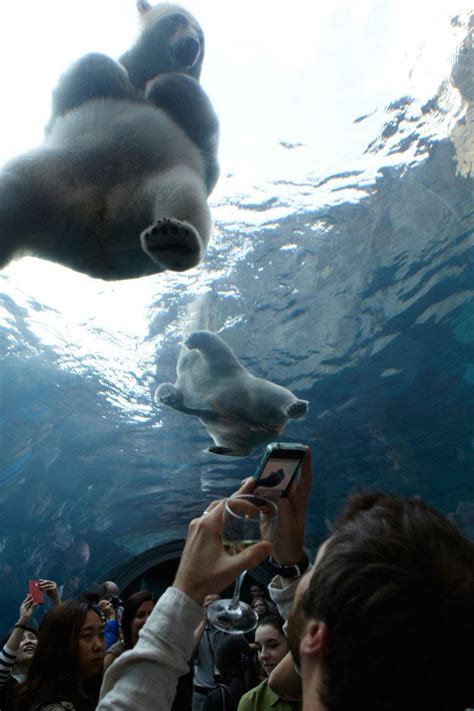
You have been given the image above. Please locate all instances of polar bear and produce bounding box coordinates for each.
[155,331,309,456]
[0,2,218,280]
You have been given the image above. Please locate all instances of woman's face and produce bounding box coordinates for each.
[15,630,38,666]
[78,610,106,681]
[252,597,269,617]
[130,600,155,646]
[255,624,289,677]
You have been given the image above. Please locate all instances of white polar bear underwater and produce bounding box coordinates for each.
[155,331,309,456]
[0,1,219,280]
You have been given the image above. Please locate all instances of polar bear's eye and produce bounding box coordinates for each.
[167,12,188,28]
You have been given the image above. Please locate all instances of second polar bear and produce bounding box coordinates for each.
[155,331,309,456]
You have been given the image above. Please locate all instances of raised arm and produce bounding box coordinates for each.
[0,594,36,687]
[39,579,61,606]
[98,500,271,711]
[267,650,302,701]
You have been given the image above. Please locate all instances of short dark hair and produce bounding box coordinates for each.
[121,590,156,649]
[214,635,251,682]
[79,589,101,604]
[13,600,103,710]
[302,491,474,711]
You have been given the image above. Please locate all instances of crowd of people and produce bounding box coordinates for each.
[1,447,474,710]
[0,578,282,710]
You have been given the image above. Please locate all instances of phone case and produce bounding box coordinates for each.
[28,579,44,604]
[253,442,307,496]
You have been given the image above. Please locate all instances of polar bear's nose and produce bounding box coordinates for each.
[174,36,201,68]
[286,400,309,418]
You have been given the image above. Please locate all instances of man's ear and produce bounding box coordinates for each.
[300,620,329,658]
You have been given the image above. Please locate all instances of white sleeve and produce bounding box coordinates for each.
[268,565,313,624]
[98,587,203,711]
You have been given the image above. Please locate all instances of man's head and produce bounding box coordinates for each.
[251,596,271,618]
[289,491,474,711]
[250,583,266,601]
[99,580,119,600]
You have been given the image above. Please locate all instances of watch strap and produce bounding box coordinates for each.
[269,552,310,578]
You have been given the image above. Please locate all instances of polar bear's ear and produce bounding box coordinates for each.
[137,0,152,15]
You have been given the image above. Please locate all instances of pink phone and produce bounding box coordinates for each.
[28,579,44,604]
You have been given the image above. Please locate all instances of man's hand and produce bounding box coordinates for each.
[39,579,61,605]
[272,447,312,565]
[173,500,272,605]
[99,599,116,620]
[239,447,313,566]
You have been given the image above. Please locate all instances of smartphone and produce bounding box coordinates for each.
[253,442,307,499]
[28,579,44,605]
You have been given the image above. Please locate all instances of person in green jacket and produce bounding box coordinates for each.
[238,615,299,711]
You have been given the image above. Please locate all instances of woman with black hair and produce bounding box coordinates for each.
[203,635,257,711]
[103,591,155,672]
[1,582,61,711]
[0,594,38,710]
[13,599,105,711]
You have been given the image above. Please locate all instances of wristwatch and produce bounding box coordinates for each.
[269,552,310,578]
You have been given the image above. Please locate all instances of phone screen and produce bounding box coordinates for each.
[254,452,304,499]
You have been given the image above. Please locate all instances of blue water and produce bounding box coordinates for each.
[0,10,474,632]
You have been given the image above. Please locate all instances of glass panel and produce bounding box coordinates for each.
[0,2,473,632]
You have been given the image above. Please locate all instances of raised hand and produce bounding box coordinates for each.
[39,579,61,605]
[99,599,116,620]
[272,447,312,565]
[238,447,313,565]
[17,594,37,625]
[173,500,272,605]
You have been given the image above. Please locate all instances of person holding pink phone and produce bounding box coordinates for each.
[28,580,61,607]
[0,594,38,709]
[0,581,61,710]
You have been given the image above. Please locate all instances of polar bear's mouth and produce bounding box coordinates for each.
[173,36,201,68]
[147,242,192,255]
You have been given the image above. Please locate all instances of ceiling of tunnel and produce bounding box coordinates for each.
[0,1,473,631]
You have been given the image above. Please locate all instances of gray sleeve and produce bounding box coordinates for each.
[98,587,203,711]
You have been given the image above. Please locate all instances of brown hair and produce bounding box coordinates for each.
[302,491,474,711]
[14,600,103,711]
[256,614,285,635]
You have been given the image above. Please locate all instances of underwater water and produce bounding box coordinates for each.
[0,3,473,631]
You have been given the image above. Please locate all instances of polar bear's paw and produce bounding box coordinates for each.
[140,218,202,271]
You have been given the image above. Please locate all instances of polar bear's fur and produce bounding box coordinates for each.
[155,331,309,456]
[0,3,218,281]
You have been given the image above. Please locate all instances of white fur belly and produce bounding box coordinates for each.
[46,98,205,182]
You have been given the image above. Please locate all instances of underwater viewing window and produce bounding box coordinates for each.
[0,0,473,635]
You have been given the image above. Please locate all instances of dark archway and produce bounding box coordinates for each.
[109,539,276,604]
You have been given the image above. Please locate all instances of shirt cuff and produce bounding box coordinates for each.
[3,644,18,658]
[140,586,203,656]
